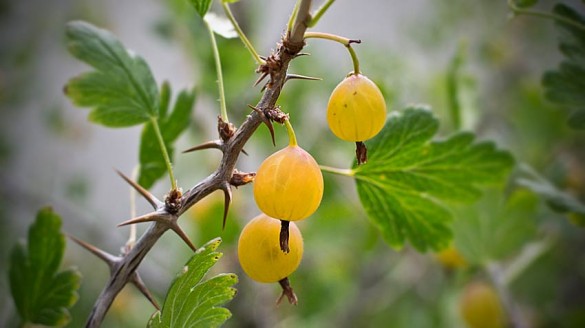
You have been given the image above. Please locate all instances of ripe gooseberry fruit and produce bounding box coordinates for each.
[327,74,386,164]
[460,282,506,328]
[238,213,303,304]
[435,244,467,270]
[253,119,323,252]
[327,74,386,142]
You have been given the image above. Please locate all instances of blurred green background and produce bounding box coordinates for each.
[1,0,585,327]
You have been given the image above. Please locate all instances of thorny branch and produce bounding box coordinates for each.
[82,1,313,327]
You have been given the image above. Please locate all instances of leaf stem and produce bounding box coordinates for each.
[507,0,585,31]
[308,0,336,27]
[319,165,354,177]
[304,31,361,74]
[446,42,466,131]
[206,21,229,122]
[284,118,298,147]
[221,2,266,66]
[287,0,302,34]
[150,117,177,190]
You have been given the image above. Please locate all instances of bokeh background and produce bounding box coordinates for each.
[1,0,585,327]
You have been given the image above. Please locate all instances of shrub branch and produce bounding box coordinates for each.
[83,1,313,326]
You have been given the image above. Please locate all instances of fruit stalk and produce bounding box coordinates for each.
[304,31,361,74]
[280,220,291,253]
[284,118,298,146]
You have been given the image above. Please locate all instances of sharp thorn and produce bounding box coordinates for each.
[294,52,310,58]
[115,169,161,210]
[265,119,276,146]
[182,140,222,153]
[118,213,165,227]
[285,74,322,83]
[68,234,118,268]
[248,104,275,146]
[254,72,269,87]
[170,222,197,252]
[221,184,233,231]
[131,272,161,310]
[241,148,249,156]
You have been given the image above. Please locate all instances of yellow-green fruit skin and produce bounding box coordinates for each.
[238,214,303,283]
[460,282,506,328]
[327,74,387,142]
[253,145,323,221]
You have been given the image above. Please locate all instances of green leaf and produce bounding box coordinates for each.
[138,84,196,189]
[65,21,159,127]
[542,4,585,130]
[352,107,514,251]
[189,0,214,17]
[9,207,82,326]
[453,190,539,264]
[148,238,237,328]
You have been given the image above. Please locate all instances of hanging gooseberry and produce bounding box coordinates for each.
[253,119,324,222]
[326,73,387,165]
[238,213,302,304]
[327,74,387,142]
[460,281,506,328]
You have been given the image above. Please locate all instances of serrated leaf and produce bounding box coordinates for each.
[352,107,514,251]
[138,85,196,189]
[189,0,214,18]
[204,13,238,39]
[148,238,237,328]
[65,21,159,127]
[9,207,82,326]
[542,4,585,130]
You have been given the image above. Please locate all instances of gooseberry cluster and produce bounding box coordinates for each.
[237,33,387,305]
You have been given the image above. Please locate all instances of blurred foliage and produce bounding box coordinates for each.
[9,208,81,327]
[542,4,585,130]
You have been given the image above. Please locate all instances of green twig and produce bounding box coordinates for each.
[287,0,302,34]
[319,165,354,177]
[206,22,228,122]
[150,117,177,190]
[308,0,336,27]
[222,2,266,66]
[304,31,361,74]
[507,0,585,31]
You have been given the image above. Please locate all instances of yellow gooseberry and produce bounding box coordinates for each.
[435,244,467,269]
[253,120,323,221]
[237,214,303,283]
[327,74,387,142]
[460,281,506,328]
